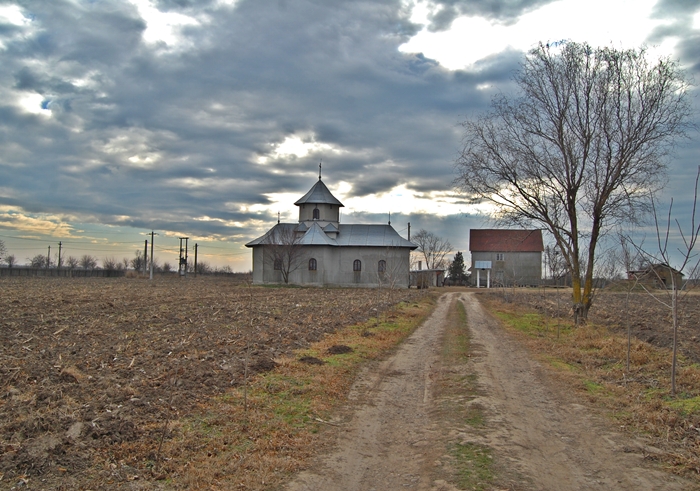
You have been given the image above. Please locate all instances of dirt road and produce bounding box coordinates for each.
[284,292,696,490]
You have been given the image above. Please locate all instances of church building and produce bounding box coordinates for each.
[246,173,417,287]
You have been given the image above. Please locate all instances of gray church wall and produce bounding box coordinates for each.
[251,245,411,288]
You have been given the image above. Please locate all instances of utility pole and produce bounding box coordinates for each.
[179,237,189,277]
[149,231,158,280]
[144,240,148,275]
[47,245,51,269]
[57,242,62,270]
[194,243,198,277]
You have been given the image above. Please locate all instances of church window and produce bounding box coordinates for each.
[378,260,386,273]
[309,258,317,271]
[353,259,362,272]
[313,208,320,220]
[274,258,282,270]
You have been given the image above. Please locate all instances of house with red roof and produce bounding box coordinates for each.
[469,229,544,287]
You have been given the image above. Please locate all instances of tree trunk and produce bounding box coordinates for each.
[671,285,679,396]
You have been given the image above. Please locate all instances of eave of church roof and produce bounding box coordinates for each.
[294,179,344,207]
[245,223,417,249]
[323,222,339,233]
[336,225,417,249]
[298,222,338,246]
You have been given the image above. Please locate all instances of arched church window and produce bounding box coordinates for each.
[309,258,317,271]
[353,260,362,272]
[313,208,320,220]
[378,260,386,273]
[274,258,282,270]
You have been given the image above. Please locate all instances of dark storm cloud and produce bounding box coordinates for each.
[651,0,700,18]
[423,0,558,31]
[1,0,698,268]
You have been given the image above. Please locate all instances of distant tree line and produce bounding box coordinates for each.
[0,240,234,274]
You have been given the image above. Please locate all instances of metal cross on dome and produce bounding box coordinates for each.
[319,161,322,180]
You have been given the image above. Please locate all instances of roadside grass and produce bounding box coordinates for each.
[159,293,437,490]
[478,294,700,476]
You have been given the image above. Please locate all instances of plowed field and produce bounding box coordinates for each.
[0,276,422,489]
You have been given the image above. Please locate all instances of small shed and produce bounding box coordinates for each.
[627,264,684,290]
[410,269,444,288]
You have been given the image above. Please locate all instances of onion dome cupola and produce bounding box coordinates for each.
[294,166,344,227]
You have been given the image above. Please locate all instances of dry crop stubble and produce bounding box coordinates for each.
[0,276,427,489]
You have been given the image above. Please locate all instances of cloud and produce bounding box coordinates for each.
[418,0,558,31]
[0,0,697,270]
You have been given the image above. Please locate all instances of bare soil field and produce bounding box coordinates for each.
[0,276,423,490]
[480,287,700,363]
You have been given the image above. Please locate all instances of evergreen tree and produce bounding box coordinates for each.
[448,251,466,284]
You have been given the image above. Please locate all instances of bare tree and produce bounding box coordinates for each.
[265,224,307,284]
[79,254,98,270]
[411,229,452,270]
[162,261,172,273]
[193,261,211,274]
[455,42,691,323]
[0,239,6,262]
[543,245,566,286]
[66,256,79,269]
[29,254,49,268]
[102,257,119,271]
[616,234,644,372]
[4,254,16,268]
[130,250,146,272]
[630,167,700,396]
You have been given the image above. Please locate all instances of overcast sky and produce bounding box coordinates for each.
[0,0,698,271]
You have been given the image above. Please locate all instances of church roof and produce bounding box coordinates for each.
[298,222,338,246]
[323,222,339,233]
[336,225,416,248]
[245,223,416,249]
[294,179,344,207]
[244,223,294,247]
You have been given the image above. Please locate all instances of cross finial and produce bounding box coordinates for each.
[277,211,280,224]
[319,160,322,180]
[388,212,391,225]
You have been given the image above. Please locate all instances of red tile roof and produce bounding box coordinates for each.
[469,229,544,252]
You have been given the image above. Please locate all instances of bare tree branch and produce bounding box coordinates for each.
[455,42,692,323]
[411,229,452,270]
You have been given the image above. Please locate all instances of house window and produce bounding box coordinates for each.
[378,260,386,273]
[313,208,320,220]
[309,258,317,271]
[274,258,282,270]
[353,260,362,272]
[496,253,504,261]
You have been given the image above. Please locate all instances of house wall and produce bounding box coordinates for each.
[470,251,542,287]
[252,245,411,287]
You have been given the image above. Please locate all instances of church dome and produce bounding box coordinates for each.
[294,179,344,207]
